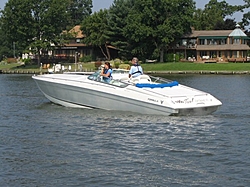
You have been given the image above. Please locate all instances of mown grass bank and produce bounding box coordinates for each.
[142,62,250,71]
[1,62,250,74]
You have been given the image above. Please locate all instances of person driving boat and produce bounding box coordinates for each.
[129,57,143,78]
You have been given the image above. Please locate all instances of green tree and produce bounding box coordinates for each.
[81,9,111,60]
[67,0,92,28]
[241,0,250,29]
[112,0,196,62]
[0,16,14,60]
[0,0,76,64]
[192,8,208,30]
[193,0,241,30]
[0,0,34,58]
[108,0,133,60]
[214,18,237,30]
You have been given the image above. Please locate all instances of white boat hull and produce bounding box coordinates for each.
[32,71,222,116]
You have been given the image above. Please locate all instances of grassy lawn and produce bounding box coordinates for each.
[0,63,22,69]
[0,63,42,71]
[0,63,95,73]
[141,62,250,71]
[1,62,250,72]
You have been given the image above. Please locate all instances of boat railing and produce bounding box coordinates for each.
[171,93,208,97]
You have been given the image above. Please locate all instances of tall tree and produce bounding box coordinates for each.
[67,0,93,28]
[112,0,196,62]
[192,8,208,30]
[81,9,111,60]
[0,0,71,64]
[1,0,33,56]
[0,12,17,59]
[241,0,250,29]
[193,0,241,30]
[214,18,237,30]
[108,0,133,60]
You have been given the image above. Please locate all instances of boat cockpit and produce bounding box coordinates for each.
[87,69,131,88]
[87,69,179,89]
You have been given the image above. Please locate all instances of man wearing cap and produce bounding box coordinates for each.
[129,57,143,78]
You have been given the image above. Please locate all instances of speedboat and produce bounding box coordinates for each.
[32,69,222,116]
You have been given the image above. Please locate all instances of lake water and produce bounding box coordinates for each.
[0,74,250,187]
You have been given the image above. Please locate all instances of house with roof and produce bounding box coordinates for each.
[47,24,250,63]
[53,25,90,60]
[172,24,250,63]
[53,25,118,62]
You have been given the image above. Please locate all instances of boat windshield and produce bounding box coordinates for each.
[87,70,130,88]
[87,70,102,81]
[149,75,174,84]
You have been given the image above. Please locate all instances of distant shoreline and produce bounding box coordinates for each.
[146,70,250,75]
[0,70,39,74]
[1,69,250,75]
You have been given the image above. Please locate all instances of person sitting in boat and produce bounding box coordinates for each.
[129,57,143,78]
[100,62,112,83]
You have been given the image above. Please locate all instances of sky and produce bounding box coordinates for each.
[0,0,248,22]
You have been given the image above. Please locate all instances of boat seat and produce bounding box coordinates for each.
[130,75,151,84]
[138,75,151,83]
[131,77,140,84]
[119,76,130,82]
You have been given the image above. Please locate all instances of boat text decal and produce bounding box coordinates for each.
[148,98,165,105]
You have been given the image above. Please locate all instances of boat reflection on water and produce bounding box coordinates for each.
[32,69,222,116]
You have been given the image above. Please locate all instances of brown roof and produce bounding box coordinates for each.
[69,25,85,38]
[188,30,233,37]
[196,44,250,51]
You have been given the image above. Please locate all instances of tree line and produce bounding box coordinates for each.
[0,0,250,63]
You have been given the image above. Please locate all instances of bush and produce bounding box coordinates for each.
[165,53,181,62]
[109,58,124,68]
[22,58,32,65]
[80,55,92,63]
[123,61,130,64]
[119,64,130,70]
[114,62,120,68]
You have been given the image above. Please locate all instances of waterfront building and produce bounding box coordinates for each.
[172,24,250,63]
[41,24,250,63]
[53,25,118,63]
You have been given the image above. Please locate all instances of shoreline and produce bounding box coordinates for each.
[0,70,40,74]
[0,69,250,75]
[146,70,250,75]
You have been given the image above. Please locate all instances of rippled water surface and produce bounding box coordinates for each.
[0,74,250,186]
